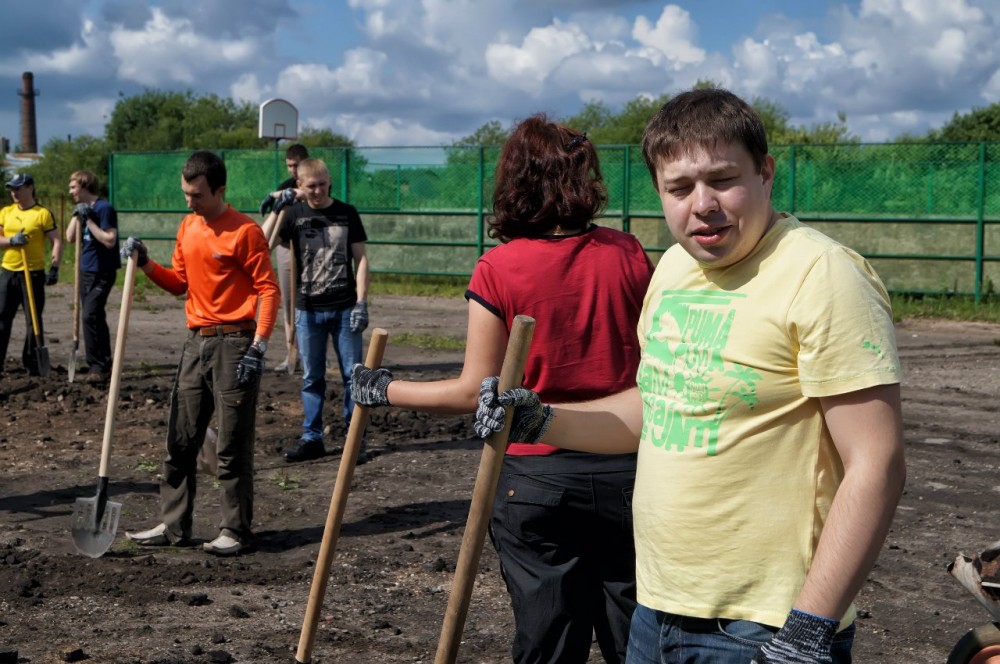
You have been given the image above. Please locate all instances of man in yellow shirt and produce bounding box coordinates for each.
[0,173,62,375]
[475,89,905,664]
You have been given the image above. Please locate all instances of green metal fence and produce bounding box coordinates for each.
[107,142,1000,301]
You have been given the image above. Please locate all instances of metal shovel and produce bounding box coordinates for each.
[18,248,50,377]
[71,252,138,558]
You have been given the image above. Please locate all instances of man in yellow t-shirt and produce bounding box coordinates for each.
[474,88,905,664]
[0,173,63,375]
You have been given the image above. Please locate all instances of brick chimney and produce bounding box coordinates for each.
[18,72,38,154]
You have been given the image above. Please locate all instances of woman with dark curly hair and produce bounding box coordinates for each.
[352,113,654,663]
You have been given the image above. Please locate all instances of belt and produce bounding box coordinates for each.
[194,321,256,337]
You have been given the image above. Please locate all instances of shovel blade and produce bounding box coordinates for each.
[71,496,122,558]
[37,346,50,378]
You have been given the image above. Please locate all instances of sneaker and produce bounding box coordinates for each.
[126,523,171,546]
[273,359,288,373]
[283,439,325,462]
[203,531,246,556]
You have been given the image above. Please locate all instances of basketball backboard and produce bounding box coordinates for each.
[259,98,298,140]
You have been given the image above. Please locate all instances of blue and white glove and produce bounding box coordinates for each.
[350,301,368,333]
[259,193,276,216]
[751,609,839,664]
[236,345,265,386]
[473,377,553,442]
[350,364,393,407]
[9,231,28,247]
[120,237,149,267]
[272,188,297,214]
[73,203,94,221]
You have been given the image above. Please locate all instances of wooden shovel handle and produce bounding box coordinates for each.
[73,217,82,341]
[295,328,389,663]
[98,254,138,479]
[19,248,42,337]
[434,314,535,664]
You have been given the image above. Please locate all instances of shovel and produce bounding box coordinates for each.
[18,247,49,378]
[68,219,82,382]
[435,315,535,664]
[286,247,298,375]
[71,252,138,558]
[295,327,388,664]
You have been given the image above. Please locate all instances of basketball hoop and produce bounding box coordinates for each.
[259,99,298,140]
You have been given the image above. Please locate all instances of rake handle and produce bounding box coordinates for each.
[295,328,389,663]
[434,314,535,664]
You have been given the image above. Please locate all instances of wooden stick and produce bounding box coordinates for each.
[434,314,535,664]
[295,328,389,664]
[69,218,82,382]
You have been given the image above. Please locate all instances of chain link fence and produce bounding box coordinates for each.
[94,142,1000,300]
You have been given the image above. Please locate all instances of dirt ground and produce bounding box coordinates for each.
[0,284,998,664]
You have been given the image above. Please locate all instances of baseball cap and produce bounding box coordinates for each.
[5,173,34,189]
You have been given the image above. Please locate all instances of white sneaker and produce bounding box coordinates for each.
[125,523,170,546]
[273,359,289,372]
[203,532,245,556]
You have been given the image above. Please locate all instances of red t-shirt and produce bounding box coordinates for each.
[466,225,654,455]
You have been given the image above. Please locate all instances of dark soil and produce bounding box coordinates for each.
[0,285,998,663]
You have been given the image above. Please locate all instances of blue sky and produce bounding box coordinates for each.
[4,0,1000,151]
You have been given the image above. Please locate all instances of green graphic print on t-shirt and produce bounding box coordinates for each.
[637,290,760,456]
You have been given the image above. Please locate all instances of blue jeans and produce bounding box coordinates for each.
[625,605,855,664]
[296,307,361,443]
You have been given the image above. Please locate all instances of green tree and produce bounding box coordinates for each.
[452,120,509,147]
[31,134,111,200]
[298,126,353,147]
[930,103,1000,141]
[104,89,270,151]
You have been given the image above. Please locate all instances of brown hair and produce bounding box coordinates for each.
[182,150,227,192]
[489,113,606,241]
[641,88,769,186]
[285,144,309,161]
[69,170,99,194]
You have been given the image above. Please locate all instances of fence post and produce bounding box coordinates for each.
[622,145,632,234]
[788,145,796,214]
[975,142,986,303]
[343,148,350,203]
[477,146,485,258]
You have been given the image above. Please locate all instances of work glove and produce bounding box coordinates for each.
[350,364,393,407]
[120,237,149,267]
[73,203,94,221]
[9,231,28,247]
[751,609,839,664]
[259,192,276,216]
[474,377,553,442]
[45,264,59,286]
[272,188,297,214]
[350,301,368,333]
[236,345,265,386]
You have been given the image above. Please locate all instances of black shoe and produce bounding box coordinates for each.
[283,439,325,462]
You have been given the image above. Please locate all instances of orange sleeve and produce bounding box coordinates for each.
[147,261,187,296]
[240,223,280,339]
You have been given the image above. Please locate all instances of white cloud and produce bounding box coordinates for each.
[486,21,593,94]
[109,8,260,86]
[631,5,705,67]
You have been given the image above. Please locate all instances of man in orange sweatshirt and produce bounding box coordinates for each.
[122,150,280,556]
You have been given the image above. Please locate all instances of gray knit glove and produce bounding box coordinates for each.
[473,376,552,442]
[751,609,839,664]
[350,364,393,407]
[350,301,368,333]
